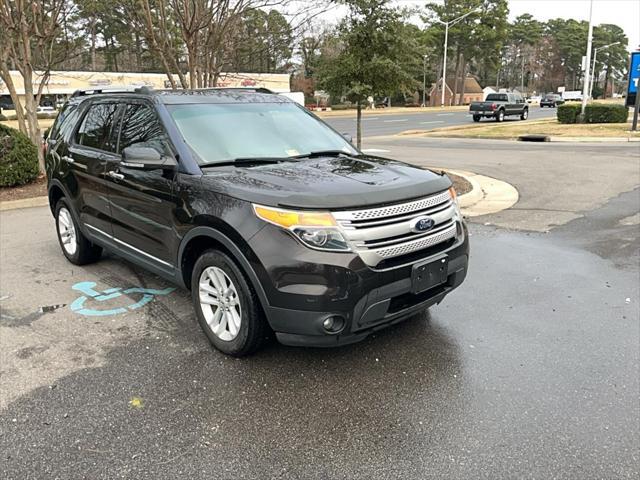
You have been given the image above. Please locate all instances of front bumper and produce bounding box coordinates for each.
[249,222,469,347]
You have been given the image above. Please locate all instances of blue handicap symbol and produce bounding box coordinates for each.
[70,281,175,317]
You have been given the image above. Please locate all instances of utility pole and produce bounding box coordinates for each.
[422,54,427,107]
[581,0,594,116]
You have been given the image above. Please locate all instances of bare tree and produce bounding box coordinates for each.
[0,0,74,171]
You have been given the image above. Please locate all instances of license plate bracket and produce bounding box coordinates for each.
[411,255,449,294]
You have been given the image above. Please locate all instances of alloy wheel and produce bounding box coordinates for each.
[198,266,242,341]
[57,207,77,255]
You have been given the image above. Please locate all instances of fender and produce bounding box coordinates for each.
[177,226,272,315]
[47,178,73,212]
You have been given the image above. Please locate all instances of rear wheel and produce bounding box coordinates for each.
[55,198,102,265]
[520,108,529,120]
[472,115,481,122]
[495,110,505,122]
[191,250,268,356]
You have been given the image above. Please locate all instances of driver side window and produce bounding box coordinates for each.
[117,103,171,156]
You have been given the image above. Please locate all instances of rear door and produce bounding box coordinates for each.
[66,100,121,237]
[103,100,179,270]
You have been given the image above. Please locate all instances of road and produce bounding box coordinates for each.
[1,141,638,479]
[323,105,555,137]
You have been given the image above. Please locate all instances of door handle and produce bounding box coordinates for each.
[107,171,124,181]
[62,155,74,164]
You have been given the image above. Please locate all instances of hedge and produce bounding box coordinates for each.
[0,124,39,187]
[558,102,629,124]
[557,103,581,123]
[584,103,628,123]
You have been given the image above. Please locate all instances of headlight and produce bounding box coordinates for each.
[253,204,351,252]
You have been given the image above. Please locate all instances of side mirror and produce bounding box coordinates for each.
[341,132,353,144]
[122,146,176,170]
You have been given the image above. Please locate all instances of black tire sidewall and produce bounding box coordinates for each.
[191,250,261,356]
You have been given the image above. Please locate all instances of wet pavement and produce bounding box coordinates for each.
[1,175,639,479]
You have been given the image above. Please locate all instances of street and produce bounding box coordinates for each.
[1,140,638,479]
[323,105,555,137]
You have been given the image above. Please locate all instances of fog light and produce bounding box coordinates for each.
[322,315,345,334]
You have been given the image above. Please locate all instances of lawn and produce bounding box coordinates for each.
[411,118,639,139]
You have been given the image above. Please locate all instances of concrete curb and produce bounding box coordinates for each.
[436,168,519,217]
[0,196,48,212]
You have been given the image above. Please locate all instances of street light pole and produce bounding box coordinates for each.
[581,0,594,116]
[437,7,480,108]
[589,42,621,99]
[422,54,428,107]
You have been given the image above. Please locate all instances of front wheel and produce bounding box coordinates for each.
[191,250,268,356]
[495,110,505,122]
[472,115,481,122]
[55,198,102,265]
[520,108,529,120]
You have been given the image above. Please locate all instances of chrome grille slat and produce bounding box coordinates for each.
[332,190,451,222]
[331,190,459,267]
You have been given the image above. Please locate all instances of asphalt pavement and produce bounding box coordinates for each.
[323,105,555,137]
[1,140,638,479]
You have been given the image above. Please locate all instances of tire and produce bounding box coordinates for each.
[191,249,268,356]
[495,110,505,122]
[472,115,481,122]
[520,108,529,120]
[55,198,102,265]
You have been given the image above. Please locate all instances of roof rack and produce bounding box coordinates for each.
[71,86,153,97]
[191,87,275,94]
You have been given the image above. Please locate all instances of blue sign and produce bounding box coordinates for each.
[629,52,640,94]
[70,281,174,316]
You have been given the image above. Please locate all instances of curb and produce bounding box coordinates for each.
[436,168,519,217]
[0,196,48,211]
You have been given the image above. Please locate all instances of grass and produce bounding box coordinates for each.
[411,118,639,139]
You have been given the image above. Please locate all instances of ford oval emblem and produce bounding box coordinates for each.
[411,216,435,233]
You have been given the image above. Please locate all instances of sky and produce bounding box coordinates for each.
[322,0,640,51]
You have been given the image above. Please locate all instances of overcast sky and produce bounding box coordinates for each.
[322,0,640,51]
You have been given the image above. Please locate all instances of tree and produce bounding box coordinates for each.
[592,24,628,98]
[317,0,418,148]
[0,0,76,172]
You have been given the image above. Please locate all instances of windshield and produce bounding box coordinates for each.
[167,102,358,164]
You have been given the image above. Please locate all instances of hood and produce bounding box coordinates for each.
[200,154,452,210]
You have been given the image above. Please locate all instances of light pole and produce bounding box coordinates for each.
[581,0,594,116]
[422,54,428,107]
[589,41,620,99]
[436,6,481,107]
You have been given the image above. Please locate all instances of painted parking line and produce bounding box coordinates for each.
[437,113,454,116]
[361,148,390,153]
[362,117,380,120]
[420,121,445,125]
[383,119,409,123]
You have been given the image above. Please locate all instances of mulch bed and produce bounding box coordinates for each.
[440,171,472,196]
[0,175,47,202]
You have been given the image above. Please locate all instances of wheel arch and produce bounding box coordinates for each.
[47,179,69,214]
[178,226,270,314]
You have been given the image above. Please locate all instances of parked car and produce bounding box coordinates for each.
[561,91,583,102]
[540,94,565,108]
[528,95,541,104]
[45,87,469,356]
[468,92,529,122]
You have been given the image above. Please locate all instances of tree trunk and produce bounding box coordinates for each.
[0,62,27,133]
[356,101,362,149]
[458,56,467,105]
[452,49,462,107]
[603,60,611,99]
[90,18,97,71]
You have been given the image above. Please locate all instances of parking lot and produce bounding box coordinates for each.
[1,140,639,479]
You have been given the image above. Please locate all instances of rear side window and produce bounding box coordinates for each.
[486,94,507,102]
[49,103,77,141]
[76,103,119,151]
[117,103,171,155]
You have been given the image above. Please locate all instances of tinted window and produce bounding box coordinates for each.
[117,103,170,155]
[76,103,119,151]
[49,103,77,141]
[486,94,507,101]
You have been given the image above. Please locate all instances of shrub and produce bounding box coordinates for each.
[0,124,39,187]
[329,104,354,110]
[584,103,628,123]
[0,113,6,121]
[557,103,581,124]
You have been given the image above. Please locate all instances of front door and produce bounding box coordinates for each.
[104,100,179,271]
[66,101,121,237]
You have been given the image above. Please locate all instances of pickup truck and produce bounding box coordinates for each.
[469,93,528,122]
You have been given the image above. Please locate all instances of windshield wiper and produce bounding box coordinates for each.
[200,157,294,167]
[293,150,357,159]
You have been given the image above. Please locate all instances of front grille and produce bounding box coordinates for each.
[332,190,459,268]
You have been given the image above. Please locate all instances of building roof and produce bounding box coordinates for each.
[429,76,483,95]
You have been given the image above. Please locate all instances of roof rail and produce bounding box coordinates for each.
[71,86,154,97]
[192,87,275,94]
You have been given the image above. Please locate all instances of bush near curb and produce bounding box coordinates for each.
[558,102,628,124]
[557,103,581,123]
[584,103,628,123]
[0,123,39,187]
